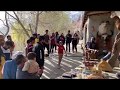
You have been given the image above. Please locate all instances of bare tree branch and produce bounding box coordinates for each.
[34,11,43,33]
[0,12,10,37]
[29,24,33,35]
[5,11,17,20]
[12,11,30,38]
[4,12,10,36]
[0,30,5,35]
[6,11,31,38]
[10,22,31,33]
[0,19,7,26]
[9,22,19,33]
[35,11,40,33]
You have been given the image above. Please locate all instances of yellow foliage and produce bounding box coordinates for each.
[10,11,72,51]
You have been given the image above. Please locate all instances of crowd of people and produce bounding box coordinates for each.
[1,12,120,79]
[0,29,80,79]
[0,35,15,79]
[25,30,80,69]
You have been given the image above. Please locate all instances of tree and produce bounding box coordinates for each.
[38,11,72,34]
[0,12,10,37]
[4,11,42,37]
[8,11,71,35]
[5,11,72,51]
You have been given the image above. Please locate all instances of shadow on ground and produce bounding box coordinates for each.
[41,52,83,79]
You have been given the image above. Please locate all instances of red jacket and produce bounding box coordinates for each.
[58,45,65,54]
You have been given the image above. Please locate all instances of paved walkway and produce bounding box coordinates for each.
[41,40,84,79]
[41,52,83,79]
[41,40,119,79]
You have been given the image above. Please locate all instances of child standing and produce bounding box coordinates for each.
[22,52,42,77]
[56,41,66,69]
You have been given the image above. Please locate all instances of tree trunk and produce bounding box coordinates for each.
[35,11,39,33]
[29,24,33,35]
[0,12,10,37]
[13,11,30,38]
[4,12,10,37]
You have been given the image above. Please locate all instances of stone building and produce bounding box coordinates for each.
[82,11,119,52]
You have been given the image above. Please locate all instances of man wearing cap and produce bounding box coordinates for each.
[107,11,120,68]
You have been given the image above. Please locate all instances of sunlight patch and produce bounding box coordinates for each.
[42,73,50,79]
[61,61,72,67]
[44,69,51,74]
[45,59,55,67]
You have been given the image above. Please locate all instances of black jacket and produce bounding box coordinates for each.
[33,42,44,68]
[58,35,65,45]
[66,34,72,43]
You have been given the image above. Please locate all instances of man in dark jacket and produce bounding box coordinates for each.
[65,30,72,52]
[43,30,50,57]
[33,36,45,77]
[59,33,65,45]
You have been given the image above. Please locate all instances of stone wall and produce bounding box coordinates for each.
[83,13,119,48]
